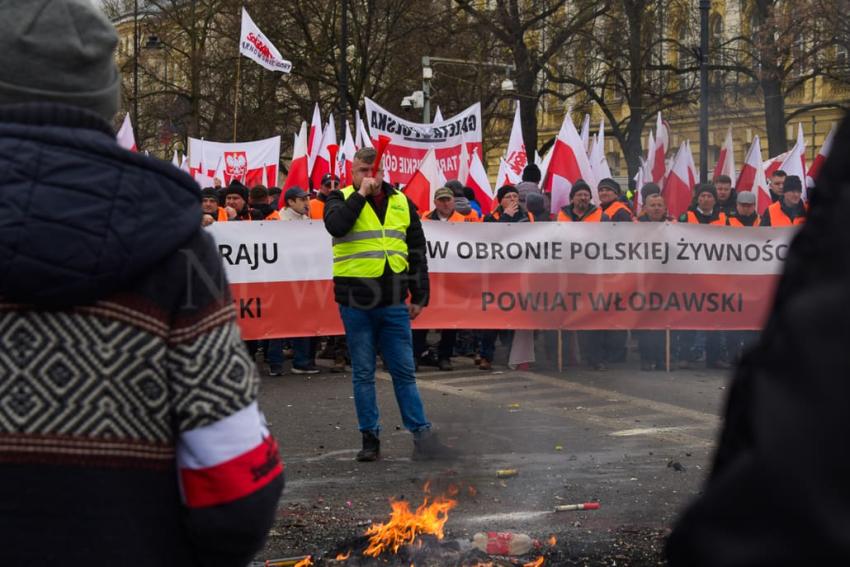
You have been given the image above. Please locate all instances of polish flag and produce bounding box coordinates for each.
[806,124,834,189]
[736,135,772,215]
[307,103,322,172]
[171,149,180,168]
[777,123,807,187]
[310,115,337,189]
[543,112,599,213]
[685,140,698,187]
[662,142,694,218]
[763,151,789,178]
[281,121,309,203]
[356,111,373,149]
[579,114,591,154]
[466,150,495,212]
[498,157,522,187]
[340,120,356,186]
[212,154,226,186]
[457,139,471,186]
[651,112,669,183]
[644,130,656,181]
[354,109,364,149]
[712,126,736,182]
[538,144,553,185]
[117,113,137,152]
[403,148,447,212]
[503,103,527,180]
[589,120,612,181]
[633,159,647,214]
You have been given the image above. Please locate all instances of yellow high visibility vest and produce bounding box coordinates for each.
[332,185,411,278]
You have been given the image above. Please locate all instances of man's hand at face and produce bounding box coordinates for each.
[503,200,519,216]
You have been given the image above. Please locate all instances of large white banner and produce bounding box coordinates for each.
[188,136,281,187]
[239,7,292,73]
[364,98,483,184]
[206,222,796,338]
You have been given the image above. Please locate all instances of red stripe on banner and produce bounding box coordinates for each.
[181,436,283,508]
[230,273,779,339]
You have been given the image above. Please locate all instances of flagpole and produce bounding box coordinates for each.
[233,54,241,142]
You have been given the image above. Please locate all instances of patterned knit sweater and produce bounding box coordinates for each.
[0,103,283,566]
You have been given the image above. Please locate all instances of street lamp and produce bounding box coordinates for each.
[418,56,516,122]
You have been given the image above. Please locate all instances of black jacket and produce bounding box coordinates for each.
[717,189,737,217]
[483,205,534,222]
[667,114,850,565]
[323,181,429,308]
[0,103,282,566]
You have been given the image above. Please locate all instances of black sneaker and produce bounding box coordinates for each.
[268,363,284,376]
[356,431,380,462]
[412,430,459,461]
[438,359,453,371]
[292,364,320,374]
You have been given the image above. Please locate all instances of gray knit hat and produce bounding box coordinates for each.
[0,1,121,121]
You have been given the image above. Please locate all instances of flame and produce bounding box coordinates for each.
[470,563,494,567]
[423,480,432,494]
[335,551,351,561]
[548,535,557,546]
[292,557,313,567]
[363,494,458,557]
[523,557,545,567]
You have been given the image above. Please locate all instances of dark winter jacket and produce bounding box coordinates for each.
[0,103,283,566]
[323,181,429,308]
[717,189,738,217]
[483,205,534,222]
[667,113,850,565]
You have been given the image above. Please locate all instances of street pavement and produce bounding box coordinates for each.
[256,345,732,565]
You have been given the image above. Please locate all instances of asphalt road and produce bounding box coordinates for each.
[255,344,732,566]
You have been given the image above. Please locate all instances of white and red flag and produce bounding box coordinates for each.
[579,114,591,154]
[543,112,598,213]
[685,140,698,187]
[662,142,694,218]
[537,144,553,186]
[171,149,180,168]
[651,112,669,183]
[712,126,736,182]
[403,148,447,212]
[188,135,280,187]
[502,103,528,181]
[307,103,322,171]
[589,120,612,181]
[497,157,522,187]
[456,138,470,186]
[777,123,807,186]
[310,115,338,189]
[116,113,137,152]
[807,124,835,189]
[239,7,292,73]
[281,122,309,201]
[340,120,356,185]
[466,150,495,212]
[736,135,772,215]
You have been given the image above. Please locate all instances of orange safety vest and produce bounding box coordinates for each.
[264,210,281,221]
[685,210,727,226]
[727,216,761,227]
[602,201,633,220]
[459,209,481,222]
[216,207,228,222]
[557,207,603,222]
[309,198,325,220]
[421,210,466,223]
[489,210,535,223]
[766,202,805,226]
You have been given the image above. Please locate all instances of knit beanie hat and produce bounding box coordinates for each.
[783,175,803,193]
[695,183,718,200]
[598,178,621,194]
[249,185,269,203]
[570,179,592,199]
[226,180,249,202]
[640,182,661,200]
[445,179,465,197]
[0,1,121,121]
[522,164,541,183]
[200,187,219,200]
[496,185,519,202]
[454,196,472,215]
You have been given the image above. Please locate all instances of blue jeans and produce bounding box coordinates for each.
[291,337,316,368]
[339,303,431,435]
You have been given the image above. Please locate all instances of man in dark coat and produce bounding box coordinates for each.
[667,114,850,565]
[0,3,283,565]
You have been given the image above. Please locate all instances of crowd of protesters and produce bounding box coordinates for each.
[202,160,806,377]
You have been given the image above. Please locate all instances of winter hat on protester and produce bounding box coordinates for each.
[598,178,621,194]
[0,1,121,122]
[496,184,519,202]
[454,196,472,215]
[569,179,592,199]
[526,192,547,217]
[736,191,756,205]
[445,179,465,197]
[640,182,661,200]
[249,185,269,204]
[695,183,718,200]
[200,187,219,201]
[522,164,542,183]
[225,180,249,202]
[784,175,803,193]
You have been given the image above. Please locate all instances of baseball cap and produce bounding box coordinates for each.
[434,187,454,200]
[321,173,339,186]
[736,191,756,205]
[284,187,310,202]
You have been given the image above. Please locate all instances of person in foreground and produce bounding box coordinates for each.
[666,114,850,565]
[323,147,457,462]
[0,2,283,565]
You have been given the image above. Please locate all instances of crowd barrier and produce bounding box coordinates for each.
[205,222,797,339]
